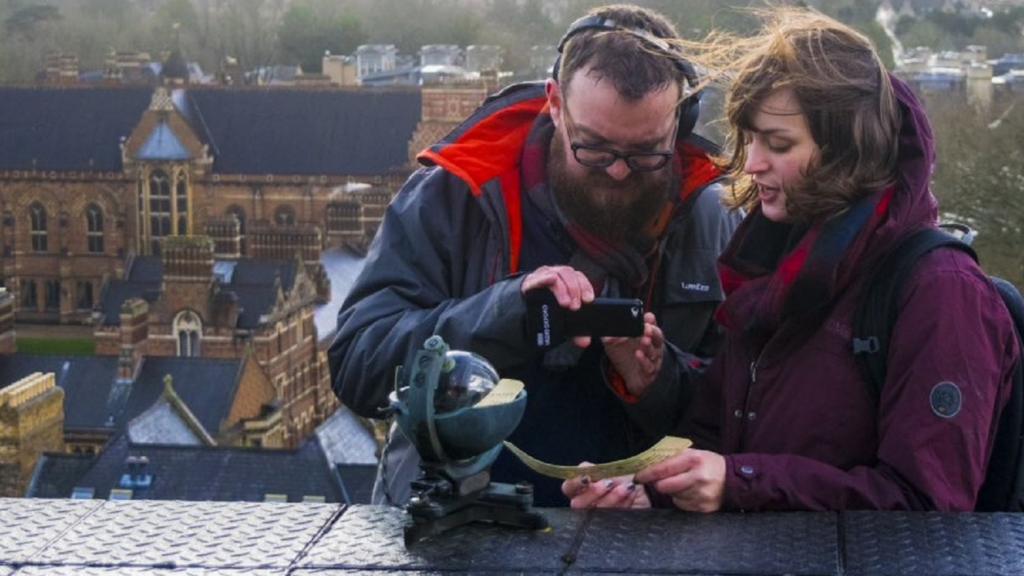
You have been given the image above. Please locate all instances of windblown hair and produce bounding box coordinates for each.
[558,4,689,102]
[687,9,901,221]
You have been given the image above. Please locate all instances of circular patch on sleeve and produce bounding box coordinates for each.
[930,381,962,419]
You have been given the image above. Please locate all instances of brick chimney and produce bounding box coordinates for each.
[0,372,65,496]
[117,298,149,383]
[0,288,15,355]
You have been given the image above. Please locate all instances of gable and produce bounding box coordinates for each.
[135,121,191,161]
[0,85,421,178]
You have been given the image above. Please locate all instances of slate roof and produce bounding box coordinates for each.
[0,355,118,430]
[0,87,152,172]
[119,357,243,435]
[127,398,208,446]
[316,406,378,466]
[0,85,420,176]
[314,248,366,343]
[25,453,97,499]
[336,464,377,504]
[182,88,420,175]
[0,354,241,437]
[100,256,297,329]
[28,433,346,503]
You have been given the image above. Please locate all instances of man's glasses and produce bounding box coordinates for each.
[561,102,678,173]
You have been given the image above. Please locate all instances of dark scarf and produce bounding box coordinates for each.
[717,187,896,352]
[519,113,680,298]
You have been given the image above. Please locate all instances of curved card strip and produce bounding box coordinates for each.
[503,436,692,480]
[473,379,525,408]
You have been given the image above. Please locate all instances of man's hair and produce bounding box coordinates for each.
[719,9,901,221]
[558,4,687,101]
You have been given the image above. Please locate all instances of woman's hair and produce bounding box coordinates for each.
[683,9,901,221]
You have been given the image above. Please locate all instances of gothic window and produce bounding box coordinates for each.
[149,170,172,254]
[274,206,296,227]
[326,202,360,232]
[21,280,37,309]
[174,309,202,357]
[30,203,47,252]
[44,280,60,311]
[76,281,93,310]
[176,172,189,235]
[86,204,104,254]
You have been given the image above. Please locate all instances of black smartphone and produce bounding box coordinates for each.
[525,289,644,348]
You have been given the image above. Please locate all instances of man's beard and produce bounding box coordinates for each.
[548,132,675,249]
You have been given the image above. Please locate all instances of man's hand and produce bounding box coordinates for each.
[521,265,596,348]
[634,449,726,513]
[561,464,651,509]
[603,312,664,397]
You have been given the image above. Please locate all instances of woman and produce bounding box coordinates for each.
[563,9,1019,512]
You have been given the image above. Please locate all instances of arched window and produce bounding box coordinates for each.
[274,206,295,227]
[176,172,189,235]
[226,206,246,235]
[86,204,104,254]
[30,203,47,252]
[149,170,172,254]
[174,309,202,357]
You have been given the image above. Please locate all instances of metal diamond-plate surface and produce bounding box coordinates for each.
[301,505,578,571]
[35,501,341,569]
[844,512,1024,576]
[292,565,557,569]
[12,568,285,576]
[0,498,103,563]
[572,509,839,575]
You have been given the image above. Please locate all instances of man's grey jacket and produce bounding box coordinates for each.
[328,82,740,505]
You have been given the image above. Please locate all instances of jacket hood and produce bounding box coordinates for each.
[416,81,723,201]
[417,82,549,197]
[872,74,939,249]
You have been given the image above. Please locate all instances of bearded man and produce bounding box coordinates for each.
[329,4,740,506]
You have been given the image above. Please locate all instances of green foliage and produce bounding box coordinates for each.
[925,91,1024,289]
[897,10,1024,55]
[16,337,96,356]
[151,0,200,51]
[278,1,366,72]
[4,3,60,40]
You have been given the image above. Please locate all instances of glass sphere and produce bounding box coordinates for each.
[434,350,499,413]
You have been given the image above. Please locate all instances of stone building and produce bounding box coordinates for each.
[0,371,65,497]
[0,75,491,449]
[93,236,330,446]
[0,84,421,326]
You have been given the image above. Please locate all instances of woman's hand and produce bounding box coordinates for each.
[561,464,651,509]
[634,449,726,513]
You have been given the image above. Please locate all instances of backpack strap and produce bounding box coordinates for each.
[852,228,978,401]
[980,277,1024,511]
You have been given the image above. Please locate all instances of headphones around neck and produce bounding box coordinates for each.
[552,15,702,141]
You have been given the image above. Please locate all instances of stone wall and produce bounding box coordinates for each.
[0,372,65,496]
